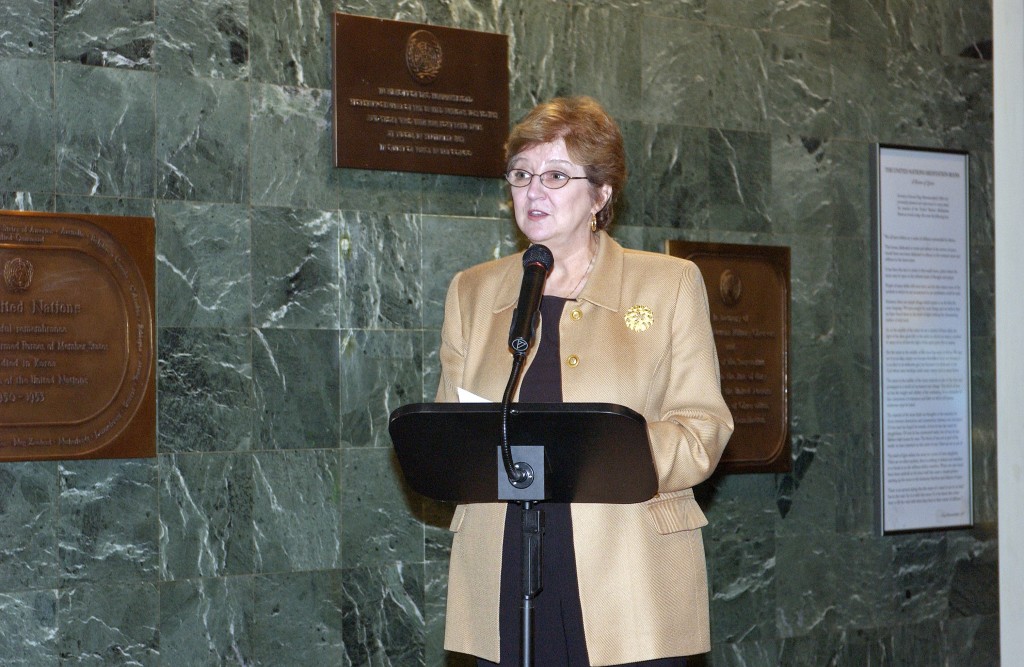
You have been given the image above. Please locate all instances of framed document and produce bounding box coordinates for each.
[872,145,972,533]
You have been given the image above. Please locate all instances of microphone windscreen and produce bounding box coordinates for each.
[522,244,554,272]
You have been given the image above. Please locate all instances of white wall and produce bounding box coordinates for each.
[994,0,1024,661]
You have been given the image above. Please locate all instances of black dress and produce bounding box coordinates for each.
[477,297,685,667]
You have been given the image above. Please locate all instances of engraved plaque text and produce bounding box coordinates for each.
[667,241,791,473]
[0,211,155,461]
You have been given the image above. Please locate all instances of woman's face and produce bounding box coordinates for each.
[508,138,610,256]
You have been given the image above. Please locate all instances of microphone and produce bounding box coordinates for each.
[508,244,554,356]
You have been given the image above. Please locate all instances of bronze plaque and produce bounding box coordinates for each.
[332,12,509,177]
[0,211,155,461]
[667,241,791,473]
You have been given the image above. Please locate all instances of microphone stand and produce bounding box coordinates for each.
[500,351,543,667]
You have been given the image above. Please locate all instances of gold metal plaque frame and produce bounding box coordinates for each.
[0,211,155,461]
[332,12,509,177]
[667,240,791,474]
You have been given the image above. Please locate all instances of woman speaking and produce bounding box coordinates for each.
[436,96,733,666]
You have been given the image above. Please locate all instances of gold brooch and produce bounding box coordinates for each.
[624,305,654,332]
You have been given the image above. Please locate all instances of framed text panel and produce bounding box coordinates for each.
[873,145,972,534]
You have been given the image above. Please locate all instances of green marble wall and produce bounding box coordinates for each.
[0,0,996,664]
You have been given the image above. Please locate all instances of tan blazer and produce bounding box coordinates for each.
[437,232,734,666]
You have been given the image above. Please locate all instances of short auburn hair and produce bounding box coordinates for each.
[505,96,627,231]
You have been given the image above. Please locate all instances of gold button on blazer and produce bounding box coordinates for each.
[437,232,734,666]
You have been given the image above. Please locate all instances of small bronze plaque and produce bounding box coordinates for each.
[333,12,509,177]
[0,211,155,461]
[667,241,791,473]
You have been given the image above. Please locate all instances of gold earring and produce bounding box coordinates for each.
[590,214,597,232]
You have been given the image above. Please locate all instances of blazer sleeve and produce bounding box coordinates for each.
[435,271,465,403]
[646,262,734,492]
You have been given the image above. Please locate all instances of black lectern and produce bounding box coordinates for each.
[389,401,657,665]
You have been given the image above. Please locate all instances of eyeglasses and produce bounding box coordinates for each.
[504,169,590,189]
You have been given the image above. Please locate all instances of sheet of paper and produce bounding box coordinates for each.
[457,387,490,403]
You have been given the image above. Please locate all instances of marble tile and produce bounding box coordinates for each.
[339,329,423,448]
[154,0,249,80]
[422,499,457,563]
[0,59,55,193]
[833,431,878,535]
[341,447,424,566]
[704,475,778,644]
[773,434,839,532]
[249,0,332,88]
[159,576,256,665]
[637,123,709,230]
[765,34,832,138]
[54,0,155,69]
[707,28,770,133]
[948,553,998,617]
[58,459,159,585]
[250,83,341,210]
[0,590,57,664]
[886,0,993,58]
[616,119,646,227]
[156,201,252,328]
[769,135,832,237]
[158,328,254,453]
[253,327,340,450]
[420,174,508,219]
[884,52,992,151]
[0,190,54,211]
[252,570,345,664]
[252,449,341,572]
[830,40,889,142]
[640,16,710,127]
[55,64,156,197]
[503,0,575,116]
[774,531,898,638]
[969,243,995,343]
[970,453,996,528]
[826,139,872,240]
[890,532,953,623]
[0,0,53,59]
[830,0,887,46]
[942,614,999,666]
[421,215,508,329]
[609,222,643,249]
[155,76,250,202]
[340,564,425,666]
[708,638,779,667]
[787,322,872,438]
[0,461,58,591]
[424,559,451,667]
[643,0,706,22]
[339,0,501,32]
[968,149,994,248]
[710,0,830,39]
[54,193,155,218]
[251,207,341,329]
[707,129,772,233]
[159,453,256,579]
[339,210,422,330]
[942,60,993,153]
[567,4,643,119]
[57,582,159,665]
[643,226,710,255]
[335,168,425,217]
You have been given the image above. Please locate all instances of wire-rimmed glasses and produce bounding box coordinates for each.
[504,169,590,189]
